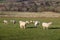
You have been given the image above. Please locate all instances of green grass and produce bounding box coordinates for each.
[0,17,60,40]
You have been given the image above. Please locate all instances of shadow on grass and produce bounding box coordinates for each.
[49,27,60,29]
[27,26,37,28]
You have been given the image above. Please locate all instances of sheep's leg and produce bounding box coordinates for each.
[23,26,25,29]
[20,26,22,28]
[20,25,23,29]
[46,27,48,29]
[43,27,46,30]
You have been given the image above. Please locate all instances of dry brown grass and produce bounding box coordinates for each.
[0,11,60,18]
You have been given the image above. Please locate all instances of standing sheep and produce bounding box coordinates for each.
[34,21,40,27]
[30,20,33,23]
[25,21,30,24]
[10,20,16,24]
[42,22,52,29]
[3,20,8,24]
[19,21,27,29]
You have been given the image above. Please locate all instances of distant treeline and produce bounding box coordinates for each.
[0,1,60,12]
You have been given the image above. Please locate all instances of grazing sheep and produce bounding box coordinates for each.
[42,22,52,29]
[19,21,27,29]
[25,21,29,24]
[34,21,40,27]
[30,21,33,23]
[10,20,16,24]
[30,20,35,23]
[3,20,8,24]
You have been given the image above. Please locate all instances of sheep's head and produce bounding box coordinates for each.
[25,21,30,24]
[30,21,33,23]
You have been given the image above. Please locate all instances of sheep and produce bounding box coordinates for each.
[29,20,35,23]
[10,20,16,24]
[19,21,27,29]
[30,21,33,23]
[42,22,52,29]
[25,21,30,24]
[3,20,8,24]
[34,21,40,27]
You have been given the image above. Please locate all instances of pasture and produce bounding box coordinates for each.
[0,17,60,40]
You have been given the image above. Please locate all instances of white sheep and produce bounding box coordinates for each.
[42,22,52,29]
[29,20,35,23]
[30,21,33,23]
[3,20,8,24]
[34,21,40,27]
[19,21,27,29]
[25,21,30,24]
[10,20,16,24]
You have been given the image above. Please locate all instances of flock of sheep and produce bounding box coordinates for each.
[3,20,52,29]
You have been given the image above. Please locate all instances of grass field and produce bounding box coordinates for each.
[0,17,60,40]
